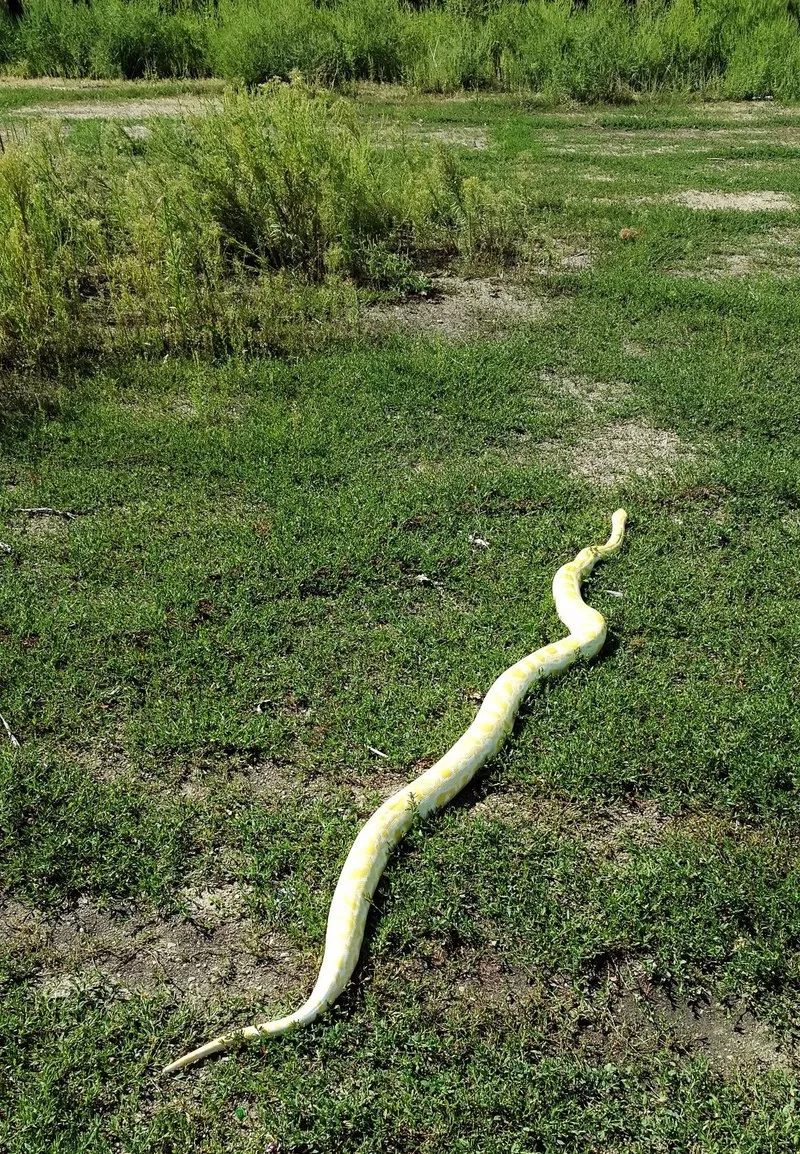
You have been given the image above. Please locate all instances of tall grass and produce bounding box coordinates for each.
[3,0,800,100]
[0,79,518,368]
[10,0,209,79]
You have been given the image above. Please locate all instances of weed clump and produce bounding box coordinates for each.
[0,79,519,367]
[153,83,416,282]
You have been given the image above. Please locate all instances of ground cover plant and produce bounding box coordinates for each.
[1,82,800,1151]
[3,0,800,100]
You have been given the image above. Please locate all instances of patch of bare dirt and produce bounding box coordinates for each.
[0,77,113,89]
[715,101,797,121]
[10,509,73,537]
[418,126,489,150]
[2,893,309,1005]
[541,419,698,486]
[601,964,792,1074]
[456,954,537,1010]
[78,739,133,785]
[543,372,630,413]
[781,512,800,539]
[553,248,593,271]
[713,253,758,275]
[12,96,219,120]
[769,226,800,246]
[122,124,151,141]
[525,238,595,274]
[470,792,676,860]
[381,937,794,1074]
[379,940,540,1018]
[470,789,578,833]
[177,757,308,803]
[670,227,800,279]
[622,338,648,357]
[177,754,409,819]
[0,898,49,951]
[586,798,671,859]
[672,189,796,211]
[546,122,800,158]
[365,276,547,340]
[354,82,411,103]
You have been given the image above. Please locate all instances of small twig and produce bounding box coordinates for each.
[368,746,389,759]
[0,713,20,749]
[14,507,76,520]
[0,542,11,555]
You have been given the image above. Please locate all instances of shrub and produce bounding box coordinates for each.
[0,138,85,362]
[722,11,800,101]
[402,7,495,91]
[149,78,422,281]
[16,0,96,76]
[331,0,407,82]
[212,0,345,85]
[89,0,210,79]
[0,9,21,66]
[0,81,508,366]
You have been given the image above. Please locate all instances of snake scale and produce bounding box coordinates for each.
[164,509,627,1074]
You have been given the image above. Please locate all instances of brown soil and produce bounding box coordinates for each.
[543,372,629,413]
[669,227,800,279]
[672,189,796,211]
[545,124,800,158]
[622,338,648,357]
[10,509,74,537]
[176,757,314,803]
[600,963,793,1074]
[1,893,310,1005]
[586,797,671,858]
[365,276,547,340]
[381,940,794,1075]
[12,96,219,120]
[0,77,222,91]
[0,77,115,90]
[470,790,675,855]
[122,124,151,141]
[524,238,595,274]
[541,419,698,486]
[553,248,593,271]
[416,126,489,150]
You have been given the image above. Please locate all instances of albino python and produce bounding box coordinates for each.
[164,509,627,1074]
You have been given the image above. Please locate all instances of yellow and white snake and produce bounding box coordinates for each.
[164,509,627,1074]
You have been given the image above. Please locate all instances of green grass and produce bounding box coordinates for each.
[1,91,800,1151]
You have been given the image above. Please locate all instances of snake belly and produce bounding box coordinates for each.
[164,509,627,1073]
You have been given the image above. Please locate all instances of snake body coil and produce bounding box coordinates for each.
[165,510,627,1074]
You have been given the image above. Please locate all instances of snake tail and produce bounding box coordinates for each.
[163,508,627,1074]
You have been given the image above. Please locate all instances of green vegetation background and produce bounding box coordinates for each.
[2,0,800,101]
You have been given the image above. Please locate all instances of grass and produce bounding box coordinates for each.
[3,0,800,100]
[1,88,800,1150]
